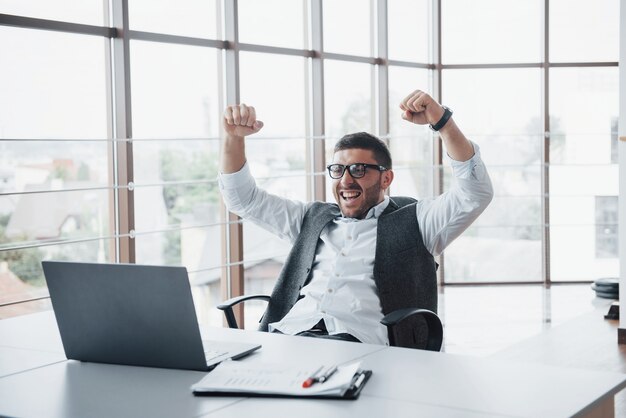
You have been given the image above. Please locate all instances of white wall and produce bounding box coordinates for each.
[619,0,626,329]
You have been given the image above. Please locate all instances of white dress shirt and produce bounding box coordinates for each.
[219,141,493,345]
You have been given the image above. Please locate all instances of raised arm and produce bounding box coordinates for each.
[400,90,493,256]
[400,90,474,162]
[221,103,264,174]
[219,104,309,243]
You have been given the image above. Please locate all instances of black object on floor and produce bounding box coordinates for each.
[604,302,620,320]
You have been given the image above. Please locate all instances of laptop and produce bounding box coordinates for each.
[42,261,261,371]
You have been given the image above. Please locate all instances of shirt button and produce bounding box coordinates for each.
[340,250,346,256]
[321,310,326,314]
[327,288,333,293]
[335,272,340,277]
[347,235,352,240]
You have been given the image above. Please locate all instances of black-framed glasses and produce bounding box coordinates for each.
[326,163,388,179]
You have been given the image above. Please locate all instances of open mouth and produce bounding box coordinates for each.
[340,190,362,202]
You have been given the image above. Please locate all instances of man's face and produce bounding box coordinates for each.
[331,148,393,219]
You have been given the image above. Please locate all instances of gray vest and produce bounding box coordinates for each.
[259,197,438,348]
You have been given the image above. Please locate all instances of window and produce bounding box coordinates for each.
[0,0,620,318]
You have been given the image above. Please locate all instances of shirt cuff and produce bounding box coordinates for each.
[218,162,254,191]
[446,140,482,180]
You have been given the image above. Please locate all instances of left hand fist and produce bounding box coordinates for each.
[400,90,445,126]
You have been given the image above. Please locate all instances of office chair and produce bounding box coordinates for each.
[217,295,443,351]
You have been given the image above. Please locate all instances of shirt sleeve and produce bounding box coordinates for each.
[416,141,494,256]
[218,162,310,243]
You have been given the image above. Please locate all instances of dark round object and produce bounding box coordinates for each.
[591,278,619,299]
[594,277,619,290]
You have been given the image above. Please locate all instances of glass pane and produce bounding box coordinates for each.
[130,41,221,139]
[549,167,618,282]
[133,180,220,262]
[323,0,371,56]
[1,189,111,248]
[239,52,306,138]
[550,166,618,204]
[0,27,108,139]
[0,0,104,26]
[388,0,430,62]
[550,0,619,62]
[475,135,543,167]
[239,51,307,200]
[442,0,542,64]
[239,0,305,48]
[0,141,109,195]
[134,222,221,270]
[129,0,219,39]
[192,277,223,327]
[388,67,433,198]
[442,68,542,136]
[0,239,113,306]
[444,225,543,282]
[549,67,619,165]
[550,225,619,281]
[133,140,220,185]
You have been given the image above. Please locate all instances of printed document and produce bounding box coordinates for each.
[191,361,361,397]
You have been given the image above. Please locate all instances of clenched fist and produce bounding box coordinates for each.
[223,104,264,138]
[400,90,445,127]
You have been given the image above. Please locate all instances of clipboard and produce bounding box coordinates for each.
[192,369,372,400]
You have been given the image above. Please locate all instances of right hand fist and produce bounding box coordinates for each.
[223,104,264,138]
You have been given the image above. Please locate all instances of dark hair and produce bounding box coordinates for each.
[333,132,392,169]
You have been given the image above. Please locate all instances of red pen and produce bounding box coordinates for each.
[302,366,324,388]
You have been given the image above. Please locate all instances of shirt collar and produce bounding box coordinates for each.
[340,195,390,220]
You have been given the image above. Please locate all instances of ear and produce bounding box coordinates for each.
[381,169,394,190]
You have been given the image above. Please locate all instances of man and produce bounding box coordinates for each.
[219,89,493,347]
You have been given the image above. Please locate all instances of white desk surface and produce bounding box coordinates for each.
[1,311,625,418]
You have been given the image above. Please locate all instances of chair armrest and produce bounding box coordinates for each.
[380,308,443,352]
[216,294,271,329]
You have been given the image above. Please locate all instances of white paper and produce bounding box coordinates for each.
[191,361,361,396]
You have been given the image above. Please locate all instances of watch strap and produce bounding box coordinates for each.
[429,106,453,131]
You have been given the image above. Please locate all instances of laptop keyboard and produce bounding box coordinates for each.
[205,349,228,362]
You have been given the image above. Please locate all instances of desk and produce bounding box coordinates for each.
[1,311,625,418]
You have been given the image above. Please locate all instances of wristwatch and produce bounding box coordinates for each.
[429,106,453,131]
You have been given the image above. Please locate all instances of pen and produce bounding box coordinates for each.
[316,365,338,383]
[302,365,324,388]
